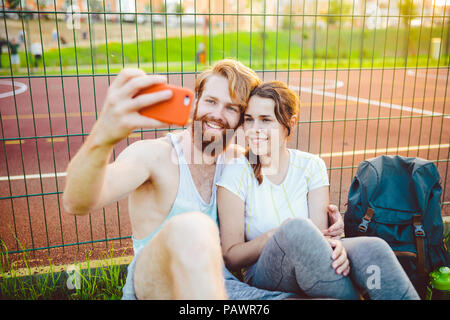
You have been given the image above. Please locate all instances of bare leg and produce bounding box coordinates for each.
[134,211,227,300]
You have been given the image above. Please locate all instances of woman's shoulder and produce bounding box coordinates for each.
[220,151,256,181]
[224,144,246,163]
[289,149,325,164]
[223,146,250,166]
[217,151,254,193]
[225,155,252,171]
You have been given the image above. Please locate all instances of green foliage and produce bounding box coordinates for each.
[69,248,126,300]
[398,0,418,27]
[326,0,352,26]
[1,26,448,76]
[87,0,104,12]
[0,240,63,300]
[0,241,127,300]
[5,0,20,9]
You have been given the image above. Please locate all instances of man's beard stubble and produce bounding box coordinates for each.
[191,109,236,159]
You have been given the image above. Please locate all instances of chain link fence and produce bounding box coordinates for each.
[0,0,448,265]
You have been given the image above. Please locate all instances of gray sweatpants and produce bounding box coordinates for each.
[251,218,420,300]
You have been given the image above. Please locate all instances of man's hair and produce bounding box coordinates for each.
[194,59,261,117]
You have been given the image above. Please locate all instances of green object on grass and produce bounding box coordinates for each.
[427,266,450,300]
[430,266,450,291]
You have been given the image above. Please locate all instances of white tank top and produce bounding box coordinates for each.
[132,132,225,255]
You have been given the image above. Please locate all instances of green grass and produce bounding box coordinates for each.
[0,226,448,300]
[1,26,448,76]
[0,240,127,300]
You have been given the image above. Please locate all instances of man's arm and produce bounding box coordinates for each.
[63,134,113,214]
[63,139,154,215]
[62,68,173,215]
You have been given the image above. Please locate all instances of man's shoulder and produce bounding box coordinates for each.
[118,136,173,163]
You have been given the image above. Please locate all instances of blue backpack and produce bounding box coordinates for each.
[344,155,450,298]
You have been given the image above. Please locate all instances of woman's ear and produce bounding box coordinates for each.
[290,114,298,130]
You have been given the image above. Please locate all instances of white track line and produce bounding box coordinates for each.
[0,171,67,181]
[1,144,448,182]
[0,80,28,99]
[290,81,450,119]
[319,143,450,158]
[406,69,450,81]
[1,79,448,182]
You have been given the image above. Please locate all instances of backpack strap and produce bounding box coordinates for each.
[358,207,374,233]
[413,215,427,276]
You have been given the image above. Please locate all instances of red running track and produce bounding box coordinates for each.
[0,68,449,268]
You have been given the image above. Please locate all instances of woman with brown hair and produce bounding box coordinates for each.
[216,81,419,300]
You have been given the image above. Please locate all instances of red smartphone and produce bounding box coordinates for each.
[136,83,194,126]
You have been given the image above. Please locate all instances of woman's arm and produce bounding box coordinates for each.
[307,186,329,231]
[308,186,350,276]
[217,186,276,272]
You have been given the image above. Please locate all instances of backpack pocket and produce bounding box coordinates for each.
[370,208,421,246]
[371,207,420,224]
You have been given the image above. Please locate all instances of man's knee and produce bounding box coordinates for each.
[133,212,222,299]
[164,212,222,266]
[165,211,220,243]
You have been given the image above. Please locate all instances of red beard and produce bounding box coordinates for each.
[191,112,235,157]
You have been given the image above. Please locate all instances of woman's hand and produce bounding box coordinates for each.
[322,204,344,240]
[328,239,350,276]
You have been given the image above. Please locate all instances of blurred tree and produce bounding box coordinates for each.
[88,0,103,12]
[175,2,185,16]
[326,0,352,27]
[281,1,292,30]
[398,0,418,28]
[5,0,20,10]
[87,0,103,22]
[398,0,419,56]
[159,2,167,13]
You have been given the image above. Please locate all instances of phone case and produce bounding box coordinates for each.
[136,83,194,126]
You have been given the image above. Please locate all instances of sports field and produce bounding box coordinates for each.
[0,65,448,268]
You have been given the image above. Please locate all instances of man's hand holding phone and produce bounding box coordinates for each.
[91,68,173,147]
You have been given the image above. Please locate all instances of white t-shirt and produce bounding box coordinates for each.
[216,148,329,281]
